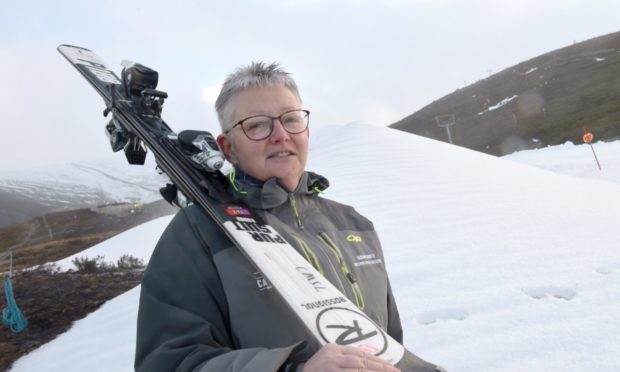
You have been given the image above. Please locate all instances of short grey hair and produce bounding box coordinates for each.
[215,61,302,132]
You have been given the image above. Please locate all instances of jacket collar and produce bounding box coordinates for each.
[230,169,329,209]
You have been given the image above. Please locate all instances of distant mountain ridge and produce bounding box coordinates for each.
[0,156,166,228]
[390,31,620,155]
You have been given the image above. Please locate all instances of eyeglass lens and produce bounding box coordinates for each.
[241,110,309,140]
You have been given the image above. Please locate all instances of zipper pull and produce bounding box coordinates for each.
[346,272,357,284]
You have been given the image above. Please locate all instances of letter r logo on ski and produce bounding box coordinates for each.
[316,307,387,356]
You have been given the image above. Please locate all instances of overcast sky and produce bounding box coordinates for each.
[1,0,619,171]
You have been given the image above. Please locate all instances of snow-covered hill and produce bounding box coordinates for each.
[0,156,166,227]
[0,156,165,205]
[10,124,620,372]
[505,139,620,185]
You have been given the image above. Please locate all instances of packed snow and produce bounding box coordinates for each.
[505,140,620,185]
[477,95,518,115]
[10,124,620,372]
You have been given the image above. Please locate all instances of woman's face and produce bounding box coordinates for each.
[217,84,309,192]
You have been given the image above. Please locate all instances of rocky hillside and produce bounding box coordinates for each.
[0,199,175,270]
[390,31,620,155]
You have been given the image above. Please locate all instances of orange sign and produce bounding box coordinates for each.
[583,132,593,144]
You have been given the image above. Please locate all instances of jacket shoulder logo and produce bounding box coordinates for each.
[253,271,272,291]
[346,234,363,243]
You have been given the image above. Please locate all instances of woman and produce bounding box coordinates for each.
[135,62,441,372]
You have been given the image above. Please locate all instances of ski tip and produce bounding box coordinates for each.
[57,44,91,53]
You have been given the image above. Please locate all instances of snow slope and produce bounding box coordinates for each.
[0,156,165,209]
[10,123,620,372]
[505,139,620,185]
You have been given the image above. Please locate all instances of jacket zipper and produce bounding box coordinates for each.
[288,193,304,229]
[293,235,346,293]
[317,232,365,310]
[292,235,324,276]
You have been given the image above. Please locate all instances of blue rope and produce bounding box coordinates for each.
[1,247,27,333]
[2,276,27,333]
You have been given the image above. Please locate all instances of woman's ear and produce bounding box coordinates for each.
[217,133,237,164]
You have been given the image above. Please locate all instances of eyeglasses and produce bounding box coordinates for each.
[226,109,310,141]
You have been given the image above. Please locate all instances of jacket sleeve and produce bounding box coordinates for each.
[386,278,404,343]
[134,207,301,372]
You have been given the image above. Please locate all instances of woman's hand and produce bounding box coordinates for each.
[303,344,401,372]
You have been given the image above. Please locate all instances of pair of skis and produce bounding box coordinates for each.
[57,45,405,364]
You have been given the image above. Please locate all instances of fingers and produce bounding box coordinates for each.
[303,344,400,372]
[337,346,400,372]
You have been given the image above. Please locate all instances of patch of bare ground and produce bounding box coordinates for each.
[0,201,176,371]
[0,265,143,371]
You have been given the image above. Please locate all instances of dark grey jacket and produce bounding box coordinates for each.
[135,172,439,371]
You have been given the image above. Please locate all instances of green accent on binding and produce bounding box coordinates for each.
[312,186,323,194]
[292,235,324,276]
[228,167,248,195]
[317,232,365,310]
